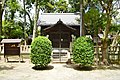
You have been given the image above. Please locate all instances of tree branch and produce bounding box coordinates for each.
[2,0,7,15]
[99,0,107,11]
[25,10,32,27]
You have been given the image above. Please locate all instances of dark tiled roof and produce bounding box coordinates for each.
[38,13,80,26]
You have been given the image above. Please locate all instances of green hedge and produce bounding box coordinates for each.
[30,36,52,67]
[72,36,94,66]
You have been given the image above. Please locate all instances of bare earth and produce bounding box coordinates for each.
[0,58,120,80]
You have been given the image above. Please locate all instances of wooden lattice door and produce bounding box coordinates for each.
[49,32,70,48]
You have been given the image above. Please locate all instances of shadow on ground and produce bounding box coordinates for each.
[7,61,25,63]
[32,65,54,71]
[64,63,120,71]
[63,64,94,71]
[96,65,120,70]
[0,65,14,71]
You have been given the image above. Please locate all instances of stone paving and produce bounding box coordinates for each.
[0,59,120,80]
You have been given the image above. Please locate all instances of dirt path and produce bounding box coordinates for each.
[0,59,120,80]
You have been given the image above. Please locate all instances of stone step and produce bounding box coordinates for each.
[52,57,68,63]
[52,49,70,63]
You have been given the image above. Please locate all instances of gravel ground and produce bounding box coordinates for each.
[0,59,120,80]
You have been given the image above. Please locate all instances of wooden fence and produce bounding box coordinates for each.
[0,44,120,64]
[20,45,31,54]
[94,46,120,64]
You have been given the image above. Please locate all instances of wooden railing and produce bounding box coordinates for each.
[20,45,31,54]
[0,44,120,63]
[94,45,120,63]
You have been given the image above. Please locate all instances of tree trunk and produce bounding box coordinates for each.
[0,0,7,39]
[26,11,33,32]
[80,0,83,36]
[99,0,113,65]
[102,12,111,65]
[32,0,38,40]
[0,4,2,38]
[102,39,108,64]
[23,0,26,45]
[82,9,85,36]
[11,11,15,20]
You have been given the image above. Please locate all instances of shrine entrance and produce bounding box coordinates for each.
[49,32,70,48]
[43,20,76,48]
[43,20,76,62]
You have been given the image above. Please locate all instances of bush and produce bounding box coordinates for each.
[72,36,94,66]
[30,36,52,67]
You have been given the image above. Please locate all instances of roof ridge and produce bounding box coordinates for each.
[41,13,79,15]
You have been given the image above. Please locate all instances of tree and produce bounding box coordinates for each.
[46,0,68,13]
[2,20,23,38]
[80,0,93,36]
[3,0,24,38]
[84,3,105,65]
[69,0,94,35]
[69,0,80,12]
[22,0,33,35]
[32,0,38,40]
[23,0,26,42]
[81,0,120,64]
[98,0,119,64]
[0,0,7,39]
[5,0,21,20]
[2,0,34,40]
[2,0,33,39]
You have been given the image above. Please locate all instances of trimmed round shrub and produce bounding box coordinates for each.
[72,36,94,66]
[30,36,52,67]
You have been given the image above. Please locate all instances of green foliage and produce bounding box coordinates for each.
[84,8,102,35]
[110,24,120,33]
[5,0,21,20]
[44,0,68,13]
[69,0,92,12]
[6,0,20,12]
[2,20,23,38]
[72,36,94,66]
[31,36,52,67]
[69,0,80,12]
[0,35,6,39]
[3,0,33,38]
